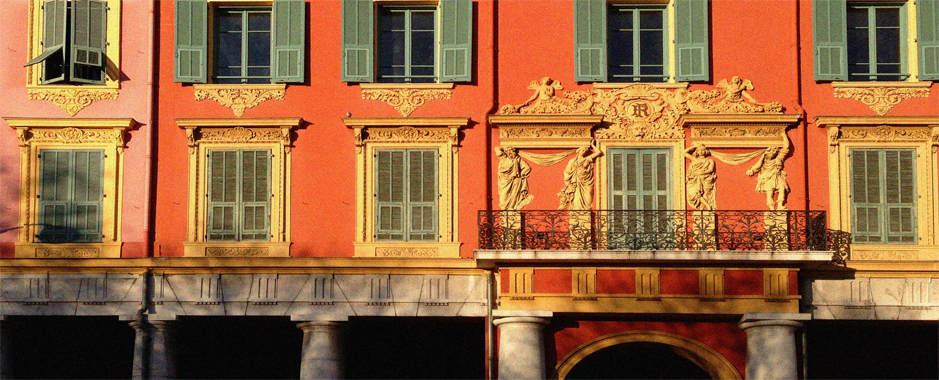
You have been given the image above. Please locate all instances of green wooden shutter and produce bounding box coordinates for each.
[883,150,916,243]
[272,0,305,83]
[918,0,939,80]
[407,150,438,241]
[342,0,374,82]
[851,150,882,242]
[25,0,68,83]
[813,0,847,80]
[70,150,103,242]
[376,150,405,240]
[207,150,238,241]
[851,149,916,244]
[574,0,607,82]
[175,0,208,83]
[239,150,271,241]
[37,150,72,242]
[69,0,107,84]
[674,0,709,82]
[439,0,472,82]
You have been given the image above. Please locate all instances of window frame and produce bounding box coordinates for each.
[845,2,909,81]
[36,148,106,244]
[595,141,686,217]
[5,118,135,258]
[377,5,438,83]
[205,148,273,242]
[26,0,122,88]
[606,4,669,83]
[177,118,300,257]
[374,148,439,241]
[848,148,918,244]
[212,6,274,84]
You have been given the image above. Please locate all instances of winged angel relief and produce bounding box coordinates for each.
[499,76,783,140]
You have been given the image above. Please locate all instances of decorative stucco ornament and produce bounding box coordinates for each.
[746,137,791,210]
[833,86,930,115]
[193,85,286,117]
[558,140,603,210]
[27,88,119,116]
[683,143,717,211]
[362,87,452,116]
[495,146,534,210]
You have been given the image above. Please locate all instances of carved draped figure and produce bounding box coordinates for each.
[686,156,717,210]
[497,150,534,210]
[562,154,596,210]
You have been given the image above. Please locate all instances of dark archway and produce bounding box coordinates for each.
[565,341,712,379]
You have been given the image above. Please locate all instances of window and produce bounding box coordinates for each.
[37,149,104,243]
[206,149,271,241]
[607,148,674,249]
[341,0,472,83]
[375,149,438,241]
[850,149,916,243]
[813,0,939,81]
[174,0,305,84]
[574,0,709,83]
[24,0,110,85]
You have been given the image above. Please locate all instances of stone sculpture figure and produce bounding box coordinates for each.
[559,140,603,210]
[684,143,717,210]
[747,136,791,210]
[496,146,534,210]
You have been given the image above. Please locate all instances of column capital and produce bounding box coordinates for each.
[738,313,810,330]
[297,321,347,332]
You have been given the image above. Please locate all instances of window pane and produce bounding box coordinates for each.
[248,32,271,66]
[218,13,243,33]
[411,11,434,30]
[218,33,242,68]
[248,12,271,31]
[875,8,899,27]
[639,30,664,66]
[875,28,900,65]
[411,31,435,66]
[639,10,662,30]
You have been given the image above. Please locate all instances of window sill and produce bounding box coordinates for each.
[14,242,122,259]
[354,242,461,258]
[359,83,455,90]
[182,242,291,258]
[592,82,689,90]
[831,81,932,89]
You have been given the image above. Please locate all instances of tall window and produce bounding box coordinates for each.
[378,7,436,83]
[847,3,905,81]
[37,149,104,243]
[206,149,271,241]
[607,5,667,83]
[214,7,272,84]
[850,149,916,244]
[608,148,672,249]
[375,149,438,241]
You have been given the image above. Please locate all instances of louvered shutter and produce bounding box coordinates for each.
[37,150,72,242]
[407,150,438,241]
[376,150,405,240]
[674,0,709,81]
[851,150,882,242]
[175,0,208,83]
[574,0,607,82]
[342,0,374,82]
[272,0,305,83]
[883,150,916,243]
[70,150,103,242]
[70,0,107,84]
[26,0,68,83]
[207,150,238,241]
[851,149,917,244]
[239,150,271,241]
[813,0,848,80]
[439,0,472,82]
[918,0,939,80]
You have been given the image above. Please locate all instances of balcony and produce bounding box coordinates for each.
[478,210,848,264]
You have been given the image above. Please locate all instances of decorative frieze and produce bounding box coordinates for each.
[832,83,931,116]
[375,247,439,257]
[27,88,119,116]
[361,86,453,117]
[193,84,287,117]
[35,247,100,258]
[205,247,270,257]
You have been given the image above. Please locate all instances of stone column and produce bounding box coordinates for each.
[149,321,178,380]
[129,321,150,380]
[297,321,346,380]
[738,313,811,380]
[493,311,552,380]
[0,319,11,380]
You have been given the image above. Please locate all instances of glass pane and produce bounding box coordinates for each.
[380,31,405,66]
[639,30,663,66]
[639,10,663,30]
[380,10,405,31]
[876,28,900,65]
[411,11,434,31]
[218,13,243,33]
[248,12,271,31]
[411,31,435,66]
[218,33,242,68]
[847,8,868,29]
[608,9,632,31]
[248,32,271,66]
[875,8,899,27]
[247,68,270,77]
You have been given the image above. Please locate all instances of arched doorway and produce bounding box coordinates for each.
[555,331,741,380]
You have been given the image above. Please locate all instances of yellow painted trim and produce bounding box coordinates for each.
[636,268,660,297]
[7,119,137,258]
[359,83,454,90]
[26,0,122,89]
[764,268,789,298]
[509,267,534,294]
[353,242,461,258]
[572,268,597,295]
[682,114,801,148]
[831,81,932,89]
[499,295,800,314]
[699,268,724,298]
[848,245,939,261]
[488,114,603,148]
[554,331,742,380]
[182,242,290,257]
[817,117,939,251]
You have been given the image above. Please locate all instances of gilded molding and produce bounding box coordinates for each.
[362,88,452,116]
[205,247,270,257]
[27,88,120,116]
[852,250,918,261]
[375,247,439,257]
[365,126,453,143]
[193,84,287,117]
[832,86,930,115]
[35,248,99,258]
[498,76,784,141]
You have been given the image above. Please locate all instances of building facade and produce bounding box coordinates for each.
[0,0,937,379]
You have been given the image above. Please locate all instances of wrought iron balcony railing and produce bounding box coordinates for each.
[478,209,837,253]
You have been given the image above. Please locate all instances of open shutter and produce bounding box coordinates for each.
[70,0,108,84]
[674,0,709,82]
[175,0,208,83]
[71,150,103,242]
[813,0,847,80]
[918,0,939,80]
[439,0,472,82]
[37,150,72,242]
[342,0,374,82]
[240,150,271,241]
[272,0,305,83]
[574,0,607,82]
[883,150,916,243]
[26,0,68,83]
[207,151,239,241]
[407,150,438,241]
[376,150,406,240]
